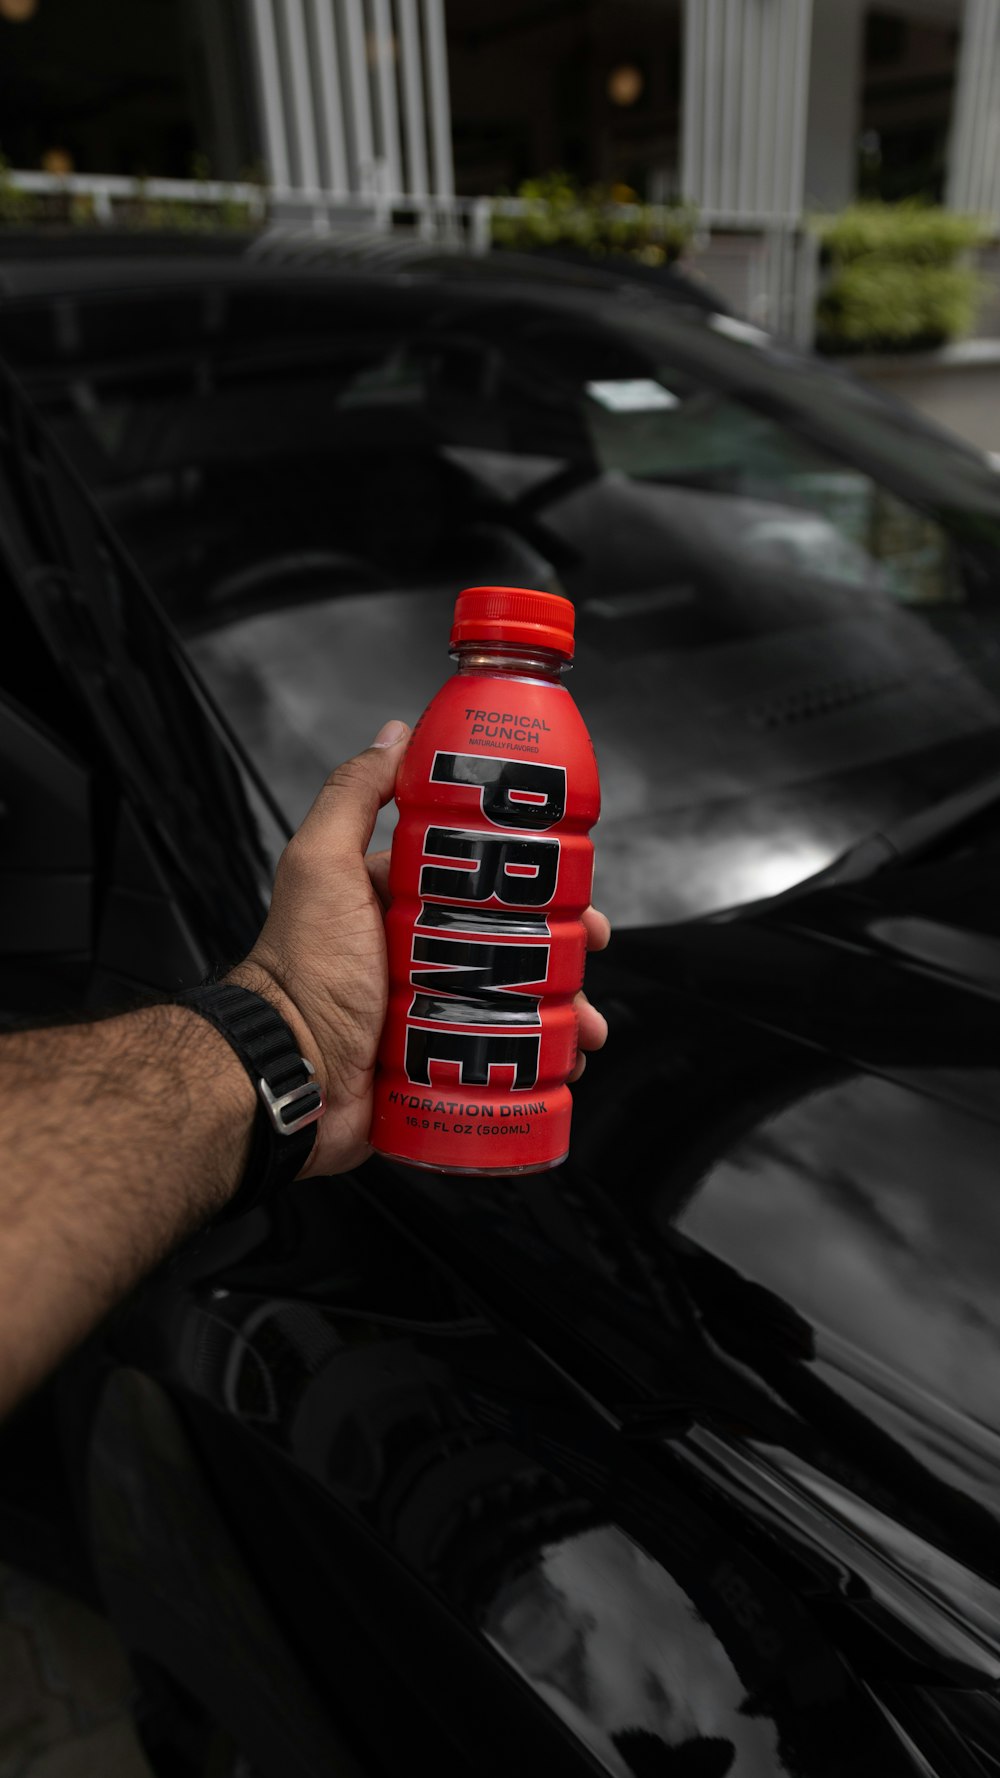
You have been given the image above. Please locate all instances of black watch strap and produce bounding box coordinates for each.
[177,981,325,1218]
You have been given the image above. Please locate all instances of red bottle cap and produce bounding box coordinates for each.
[450,585,576,661]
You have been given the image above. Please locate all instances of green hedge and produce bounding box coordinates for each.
[814,201,988,353]
[491,172,697,268]
[0,154,259,232]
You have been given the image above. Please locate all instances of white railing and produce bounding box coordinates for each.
[4,169,268,224]
[2,170,818,346]
[2,168,493,249]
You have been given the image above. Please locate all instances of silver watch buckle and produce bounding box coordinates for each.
[258,1060,326,1136]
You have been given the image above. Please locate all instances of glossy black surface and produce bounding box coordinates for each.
[4,235,1000,1774]
[6,233,1000,926]
[88,827,1000,1775]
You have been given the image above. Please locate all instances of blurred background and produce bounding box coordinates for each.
[3,0,1000,391]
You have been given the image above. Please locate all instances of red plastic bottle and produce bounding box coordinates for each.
[371,585,600,1174]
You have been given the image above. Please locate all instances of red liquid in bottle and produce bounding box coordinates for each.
[371,585,600,1174]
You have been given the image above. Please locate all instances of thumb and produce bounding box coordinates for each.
[297,720,410,860]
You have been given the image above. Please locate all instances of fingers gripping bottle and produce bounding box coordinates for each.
[371,585,600,1175]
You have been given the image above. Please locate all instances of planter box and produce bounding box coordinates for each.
[846,339,1000,455]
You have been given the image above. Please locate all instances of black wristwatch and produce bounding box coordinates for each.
[177,981,325,1217]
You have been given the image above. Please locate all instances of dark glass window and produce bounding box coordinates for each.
[14,275,1000,925]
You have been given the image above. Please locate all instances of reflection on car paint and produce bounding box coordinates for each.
[485,1524,780,1777]
[132,1129,931,1777]
[90,808,1000,1773]
[13,248,1000,1773]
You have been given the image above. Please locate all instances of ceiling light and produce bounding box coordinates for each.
[608,64,644,107]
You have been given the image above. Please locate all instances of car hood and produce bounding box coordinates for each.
[115,841,1000,1774]
[189,571,1000,928]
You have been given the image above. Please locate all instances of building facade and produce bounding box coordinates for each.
[0,0,996,224]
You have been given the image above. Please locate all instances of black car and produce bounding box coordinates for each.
[4,231,1000,1776]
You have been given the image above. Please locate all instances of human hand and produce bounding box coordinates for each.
[232,721,610,1177]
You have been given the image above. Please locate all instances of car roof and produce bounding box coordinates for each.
[3,224,999,533]
[0,224,720,310]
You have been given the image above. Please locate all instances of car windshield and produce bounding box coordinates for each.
[10,264,1000,926]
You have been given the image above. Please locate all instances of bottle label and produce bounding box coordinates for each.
[400,749,563,1092]
[372,677,599,1174]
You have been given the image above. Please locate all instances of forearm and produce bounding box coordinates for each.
[0,1004,254,1415]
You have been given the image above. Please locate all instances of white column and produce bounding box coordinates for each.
[719,0,743,215]
[340,0,376,190]
[308,0,350,193]
[736,0,762,212]
[396,0,429,196]
[246,0,452,200]
[948,0,1000,218]
[681,0,814,222]
[423,0,454,199]
[281,0,322,188]
[370,0,404,193]
[247,0,291,188]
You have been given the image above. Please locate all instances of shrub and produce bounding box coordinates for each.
[816,201,985,266]
[115,182,257,232]
[0,151,258,233]
[813,201,988,353]
[0,155,30,224]
[492,171,697,267]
